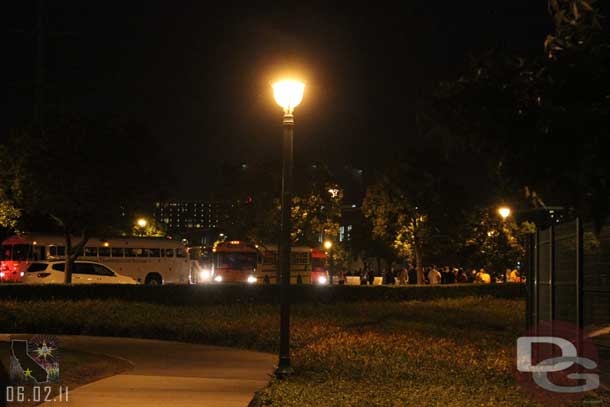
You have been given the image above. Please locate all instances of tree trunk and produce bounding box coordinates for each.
[64,229,89,284]
[415,244,424,284]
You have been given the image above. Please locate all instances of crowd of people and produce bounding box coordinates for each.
[341,265,523,285]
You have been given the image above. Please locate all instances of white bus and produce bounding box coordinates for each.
[1,234,191,285]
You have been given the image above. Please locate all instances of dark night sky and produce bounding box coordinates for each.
[6,1,552,199]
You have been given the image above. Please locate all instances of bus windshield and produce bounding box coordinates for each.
[217,252,257,270]
[312,258,325,268]
[12,244,30,260]
[0,245,12,260]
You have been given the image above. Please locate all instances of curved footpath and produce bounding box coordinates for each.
[1,335,275,407]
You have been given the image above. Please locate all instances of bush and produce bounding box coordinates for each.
[0,283,524,305]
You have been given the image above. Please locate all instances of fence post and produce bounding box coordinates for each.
[576,218,584,329]
[550,225,555,321]
[534,229,540,329]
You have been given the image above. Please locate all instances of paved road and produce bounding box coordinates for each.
[1,335,275,407]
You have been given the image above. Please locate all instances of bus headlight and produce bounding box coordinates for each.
[214,275,223,283]
[199,269,211,282]
[20,272,24,277]
[317,275,328,285]
[247,275,257,284]
[0,272,4,278]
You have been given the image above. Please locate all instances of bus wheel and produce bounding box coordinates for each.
[145,273,163,285]
[296,275,303,285]
[264,275,270,284]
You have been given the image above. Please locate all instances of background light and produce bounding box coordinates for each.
[498,207,511,219]
[324,240,333,250]
[273,80,305,114]
[137,218,147,228]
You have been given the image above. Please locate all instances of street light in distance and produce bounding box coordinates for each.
[498,207,511,220]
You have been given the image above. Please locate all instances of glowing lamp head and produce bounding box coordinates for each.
[323,240,333,250]
[498,207,511,220]
[137,218,147,228]
[272,80,305,114]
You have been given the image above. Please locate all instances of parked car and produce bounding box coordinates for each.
[21,261,138,285]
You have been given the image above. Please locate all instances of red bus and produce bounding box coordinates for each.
[1,235,49,282]
[212,241,259,283]
[211,241,329,284]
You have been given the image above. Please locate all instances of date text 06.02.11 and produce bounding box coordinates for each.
[5,386,69,403]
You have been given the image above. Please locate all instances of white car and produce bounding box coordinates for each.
[22,261,138,285]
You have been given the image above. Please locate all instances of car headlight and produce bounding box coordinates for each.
[199,269,211,281]
[317,275,327,285]
[214,275,223,282]
[247,275,257,284]
[20,272,24,277]
[0,272,5,278]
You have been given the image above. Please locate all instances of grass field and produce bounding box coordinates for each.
[0,296,606,406]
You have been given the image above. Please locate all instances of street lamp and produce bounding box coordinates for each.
[498,206,511,220]
[273,79,305,378]
[136,218,147,228]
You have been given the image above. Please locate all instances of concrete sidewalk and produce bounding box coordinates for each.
[3,335,275,407]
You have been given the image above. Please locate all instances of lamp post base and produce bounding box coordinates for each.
[274,364,294,379]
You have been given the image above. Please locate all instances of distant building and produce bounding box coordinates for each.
[153,201,234,233]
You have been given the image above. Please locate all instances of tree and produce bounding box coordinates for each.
[362,166,437,284]
[427,0,610,231]
[0,194,21,230]
[132,219,167,237]
[458,209,533,280]
[250,184,342,248]
[1,115,161,283]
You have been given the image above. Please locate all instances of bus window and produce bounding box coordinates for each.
[99,247,110,257]
[263,251,277,265]
[136,248,147,257]
[218,252,257,269]
[176,248,187,258]
[312,258,325,268]
[291,252,309,265]
[0,245,11,260]
[31,245,46,261]
[84,247,98,257]
[124,248,136,257]
[49,246,66,257]
[148,248,160,257]
[111,247,124,257]
[163,249,174,258]
[13,244,30,261]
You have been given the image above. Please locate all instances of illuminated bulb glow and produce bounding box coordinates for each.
[272,80,305,114]
[498,207,511,219]
[318,275,327,285]
[199,270,211,281]
[247,275,257,284]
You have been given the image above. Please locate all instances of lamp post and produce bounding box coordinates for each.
[272,79,305,378]
[324,240,333,284]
